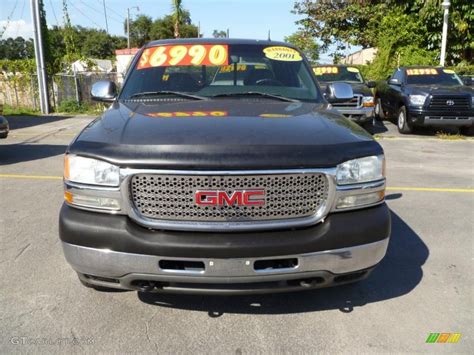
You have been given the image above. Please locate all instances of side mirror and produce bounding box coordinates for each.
[91,80,117,102]
[388,78,401,86]
[366,81,376,88]
[461,76,472,86]
[325,82,354,103]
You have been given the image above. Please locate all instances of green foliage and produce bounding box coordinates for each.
[293,0,473,65]
[125,9,198,46]
[125,15,153,47]
[213,30,227,38]
[150,12,198,41]
[171,0,184,38]
[284,31,319,63]
[2,104,40,116]
[0,37,34,59]
[56,99,104,114]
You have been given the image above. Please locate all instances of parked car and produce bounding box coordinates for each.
[0,111,9,138]
[59,39,390,295]
[375,66,474,134]
[313,64,376,126]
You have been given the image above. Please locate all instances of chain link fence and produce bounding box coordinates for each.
[0,72,123,111]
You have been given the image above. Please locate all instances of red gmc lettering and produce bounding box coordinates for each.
[195,190,265,206]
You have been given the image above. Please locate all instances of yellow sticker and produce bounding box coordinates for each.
[259,113,291,118]
[407,68,438,75]
[313,66,339,75]
[263,46,302,62]
[443,69,455,74]
[219,64,248,73]
[347,67,359,73]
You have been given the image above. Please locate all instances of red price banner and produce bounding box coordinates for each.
[137,44,229,70]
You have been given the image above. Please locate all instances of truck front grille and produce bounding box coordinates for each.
[332,94,362,108]
[428,95,471,111]
[130,173,329,222]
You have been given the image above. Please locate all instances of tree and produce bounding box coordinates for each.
[150,11,198,40]
[213,30,227,38]
[293,0,473,65]
[172,0,184,38]
[284,31,319,63]
[124,15,153,47]
[0,37,34,59]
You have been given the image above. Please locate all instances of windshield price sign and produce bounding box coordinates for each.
[313,66,339,75]
[137,44,229,69]
[407,68,438,75]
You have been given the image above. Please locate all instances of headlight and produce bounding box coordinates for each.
[362,96,374,107]
[336,155,385,185]
[409,95,426,106]
[64,155,120,186]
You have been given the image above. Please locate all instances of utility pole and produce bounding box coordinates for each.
[440,0,450,66]
[127,8,130,48]
[226,28,229,38]
[102,0,109,33]
[30,0,50,114]
[126,6,139,49]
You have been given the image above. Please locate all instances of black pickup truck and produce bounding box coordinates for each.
[313,65,376,126]
[375,66,474,134]
[59,39,390,295]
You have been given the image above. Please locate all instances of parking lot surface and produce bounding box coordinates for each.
[1,115,473,353]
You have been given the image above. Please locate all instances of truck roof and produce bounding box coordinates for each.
[145,38,294,49]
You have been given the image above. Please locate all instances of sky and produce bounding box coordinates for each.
[0,0,349,63]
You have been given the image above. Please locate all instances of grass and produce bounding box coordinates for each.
[2,105,40,116]
[435,131,466,140]
[2,101,106,116]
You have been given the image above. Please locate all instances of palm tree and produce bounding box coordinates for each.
[171,0,184,38]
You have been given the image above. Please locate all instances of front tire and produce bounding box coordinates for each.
[397,106,413,134]
[460,125,474,136]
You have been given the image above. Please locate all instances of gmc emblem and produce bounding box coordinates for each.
[195,190,265,206]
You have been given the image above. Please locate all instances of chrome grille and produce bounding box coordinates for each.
[428,95,471,111]
[332,94,362,108]
[130,173,329,222]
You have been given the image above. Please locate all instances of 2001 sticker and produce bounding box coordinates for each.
[263,47,302,62]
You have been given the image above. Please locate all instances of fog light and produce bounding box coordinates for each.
[64,191,120,211]
[336,191,384,209]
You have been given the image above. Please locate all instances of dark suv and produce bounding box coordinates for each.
[375,66,474,134]
[59,39,390,295]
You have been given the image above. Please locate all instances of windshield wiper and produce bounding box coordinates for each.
[128,91,208,101]
[211,92,300,102]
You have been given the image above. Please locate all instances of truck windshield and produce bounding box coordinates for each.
[120,43,321,102]
[405,68,464,86]
[313,66,364,83]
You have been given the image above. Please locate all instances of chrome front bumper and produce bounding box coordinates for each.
[63,238,389,293]
[335,106,374,122]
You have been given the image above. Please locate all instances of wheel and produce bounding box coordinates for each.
[397,106,413,134]
[460,125,474,136]
[374,98,385,121]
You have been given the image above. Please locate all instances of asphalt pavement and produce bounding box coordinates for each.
[0,115,472,353]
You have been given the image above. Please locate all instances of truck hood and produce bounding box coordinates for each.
[69,99,382,169]
[319,82,372,96]
[405,84,473,96]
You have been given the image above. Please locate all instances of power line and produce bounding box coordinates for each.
[68,0,103,29]
[14,0,27,37]
[0,0,20,38]
[77,0,123,24]
[49,0,59,26]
